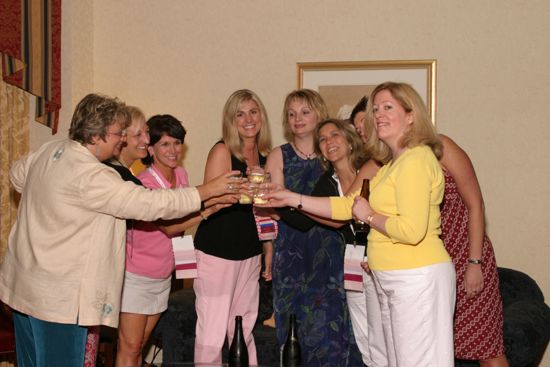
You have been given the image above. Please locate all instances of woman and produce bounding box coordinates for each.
[313,119,385,367]
[82,106,150,367]
[263,82,455,366]
[349,96,368,144]
[0,93,237,366]
[116,115,235,366]
[342,128,508,366]
[266,90,359,365]
[321,119,387,367]
[104,105,149,184]
[192,89,272,364]
[439,135,509,367]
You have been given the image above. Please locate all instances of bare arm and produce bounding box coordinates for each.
[155,194,239,236]
[349,159,381,193]
[265,146,283,187]
[191,142,244,202]
[439,134,485,298]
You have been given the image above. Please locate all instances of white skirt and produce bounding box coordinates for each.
[120,271,171,314]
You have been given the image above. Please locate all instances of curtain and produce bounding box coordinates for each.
[0,0,61,134]
[0,70,29,263]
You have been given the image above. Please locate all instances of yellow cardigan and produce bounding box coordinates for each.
[331,145,450,271]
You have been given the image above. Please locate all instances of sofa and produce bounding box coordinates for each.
[154,268,550,367]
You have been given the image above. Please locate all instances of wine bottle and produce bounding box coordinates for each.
[281,313,302,367]
[360,178,370,200]
[228,315,249,367]
[354,179,370,246]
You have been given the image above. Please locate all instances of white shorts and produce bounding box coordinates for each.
[120,271,171,315]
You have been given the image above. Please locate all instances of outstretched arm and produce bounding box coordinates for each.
[156,194,239,236]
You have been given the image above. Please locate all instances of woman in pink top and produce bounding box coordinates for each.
[116,115,237,367]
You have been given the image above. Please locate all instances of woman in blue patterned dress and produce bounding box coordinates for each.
[265,90,361,366]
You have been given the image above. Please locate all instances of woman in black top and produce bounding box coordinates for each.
[193,89,272,364]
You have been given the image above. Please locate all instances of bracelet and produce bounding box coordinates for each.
[297,194,303,210]
[467,258,482,265]
[366,214,374,224]
[199,211,208,221]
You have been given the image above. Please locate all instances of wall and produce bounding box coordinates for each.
[32,1,550,364]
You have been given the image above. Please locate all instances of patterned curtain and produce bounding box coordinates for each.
[0,70,29,263]
[0,0,61,134]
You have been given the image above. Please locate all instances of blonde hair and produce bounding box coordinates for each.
[222,89,272,161]
[126,105,145,125]
[365,82,442,164]
[282,89,329,141]
[314,118,368,172]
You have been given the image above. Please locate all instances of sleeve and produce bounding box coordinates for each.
[276,173,336,232]
[384,155,433,245]
[81,166,201,221]
[330,189,360,220]
[9,152,36,193]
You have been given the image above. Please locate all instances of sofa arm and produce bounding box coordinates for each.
[503,300,550,367]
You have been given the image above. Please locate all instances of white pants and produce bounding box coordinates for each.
[346,260,388,367]
[373,262,456,367]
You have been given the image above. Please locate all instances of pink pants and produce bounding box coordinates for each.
[193,250,261,364]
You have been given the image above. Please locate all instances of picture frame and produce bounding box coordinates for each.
[297,60,436,123]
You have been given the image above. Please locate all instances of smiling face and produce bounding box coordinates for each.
[318,122,350,165]
[120,117,150,165]
[148,134,182,172]
[235,99,262,140]
[93,122,126,161]
[372,89,413,149]
[287,98,319,137]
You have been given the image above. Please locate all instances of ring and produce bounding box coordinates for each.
[228,184,234,191]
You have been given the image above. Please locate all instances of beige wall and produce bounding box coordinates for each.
[32,1,550,363]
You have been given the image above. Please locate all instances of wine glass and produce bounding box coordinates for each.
[229,171,244,193]
[253,172,271,204]
[248,166,265,184]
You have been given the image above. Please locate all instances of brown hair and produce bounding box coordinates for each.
[69,93,130,144]
[314,118,368,172]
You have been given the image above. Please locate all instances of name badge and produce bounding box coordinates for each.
[172,235,197,279]
[344,244,366,292]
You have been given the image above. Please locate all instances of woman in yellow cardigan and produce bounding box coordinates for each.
[262,82,456,367]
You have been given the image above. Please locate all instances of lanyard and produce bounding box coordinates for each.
[333,173,356,235]
[148,166,169,189]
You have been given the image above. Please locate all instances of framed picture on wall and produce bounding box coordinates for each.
[297,60,436,122]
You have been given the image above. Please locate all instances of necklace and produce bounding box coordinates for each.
[292,142,315,160]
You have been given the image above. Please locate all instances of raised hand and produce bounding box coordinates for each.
[197,170,243,200]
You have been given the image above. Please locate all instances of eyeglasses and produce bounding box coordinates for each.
[106,130,127,138]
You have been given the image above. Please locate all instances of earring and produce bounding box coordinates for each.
[322,157,327,162]
[349,145,353,152]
